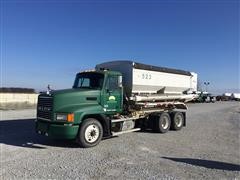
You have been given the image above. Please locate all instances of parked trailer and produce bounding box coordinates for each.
[232,93,240,101]
[36,61,196,148]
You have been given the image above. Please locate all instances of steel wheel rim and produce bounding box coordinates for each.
[84,124,100,143]
[161,116,169,129]
[175,114,183,127]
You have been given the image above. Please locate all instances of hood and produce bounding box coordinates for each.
[50,88,101,112]
[52,88,86,96]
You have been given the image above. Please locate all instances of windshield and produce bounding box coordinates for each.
[73,72,104,89]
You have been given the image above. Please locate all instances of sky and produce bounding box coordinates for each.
[1,0,239,94]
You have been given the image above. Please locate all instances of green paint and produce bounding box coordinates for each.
[36,70,123,139]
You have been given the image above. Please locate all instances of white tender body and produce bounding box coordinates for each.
[96,61,198,102]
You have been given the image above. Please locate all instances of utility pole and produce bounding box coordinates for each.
[204,82,210,92]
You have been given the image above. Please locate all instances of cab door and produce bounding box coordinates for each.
[102,75,122,114]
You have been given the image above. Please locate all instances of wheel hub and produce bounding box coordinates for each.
[175,115,183,127]
[85,125,100,143]
[161,116,169,129]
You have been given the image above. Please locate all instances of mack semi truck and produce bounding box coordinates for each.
[36,61,197,148]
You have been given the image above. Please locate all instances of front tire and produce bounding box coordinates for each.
[77,118,103,148]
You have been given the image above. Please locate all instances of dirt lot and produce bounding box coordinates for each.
[0,102,239,179]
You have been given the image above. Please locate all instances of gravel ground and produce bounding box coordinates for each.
[0,101,239,179]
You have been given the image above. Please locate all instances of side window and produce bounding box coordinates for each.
[107,76,119,91]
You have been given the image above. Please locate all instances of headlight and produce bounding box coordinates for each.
[56,114,67,121]
[56,113,74,122]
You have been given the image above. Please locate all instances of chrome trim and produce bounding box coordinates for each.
[111,117,139,123]
[37,117,51,121]
[39,96,52,98]
[112,128,141,136]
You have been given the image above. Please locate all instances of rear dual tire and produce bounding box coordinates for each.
[171,112,184,131]
[153,112,171,133]
[152,112,184,133]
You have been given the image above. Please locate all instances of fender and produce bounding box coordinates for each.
[56,104,111,137]
[56,103,104,123]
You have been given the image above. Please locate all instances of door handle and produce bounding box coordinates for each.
[107,89,113,93]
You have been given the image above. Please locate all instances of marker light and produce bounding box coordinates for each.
[67,113,74,122]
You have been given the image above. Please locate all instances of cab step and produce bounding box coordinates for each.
[111,128,141,136]
[111,117,139,123]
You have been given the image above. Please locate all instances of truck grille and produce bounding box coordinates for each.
[37,96,53,120]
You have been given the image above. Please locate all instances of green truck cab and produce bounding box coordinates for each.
[36,70,123,147]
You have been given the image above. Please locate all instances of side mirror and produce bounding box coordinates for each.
[118,76,123,88]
